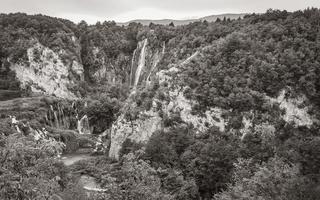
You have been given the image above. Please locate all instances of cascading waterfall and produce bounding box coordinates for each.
[133,38,148,88]
[77,115,91,135]
[180,51,199,66]
[46,103,73,129]
[50,105,60,128]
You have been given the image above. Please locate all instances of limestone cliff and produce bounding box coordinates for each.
[10,41,84,99]
[109,51,226,159]
[129,39,165,88]
[108,48,317,160]
[269,90,314,127]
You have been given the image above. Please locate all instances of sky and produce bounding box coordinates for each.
[1,0,320,23]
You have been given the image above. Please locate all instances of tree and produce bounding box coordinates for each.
[0,133,82,200]
[214,157,319,200]
[181,130,239,198]
[144,127,194,168]
[144,130,179,168]
[105,153,173,200]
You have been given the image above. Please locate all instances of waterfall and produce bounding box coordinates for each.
[162,41,166,54]
[57,103,70,129]
[180,51,199,66]
[47,103,72,129]
[77,115,91,135]
[133,38,148,87]
[50,105,59,128]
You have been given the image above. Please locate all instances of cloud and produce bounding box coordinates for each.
[0,0,319,23]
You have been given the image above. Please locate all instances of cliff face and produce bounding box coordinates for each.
[129,39,165,88]
[89,37,165,89]
[109,51,226,159]
[108,46,317,160]
[109,103,162,159]
[89,46,124,84]
[10,42,84,99]
[269,90,313,127]
[1,16,316,161]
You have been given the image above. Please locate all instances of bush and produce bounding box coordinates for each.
[119,138,143,158]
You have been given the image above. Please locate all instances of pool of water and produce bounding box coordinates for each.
[60,152,107,192]
[60,153,93,166]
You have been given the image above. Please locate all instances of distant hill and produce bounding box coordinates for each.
[117,13,247,26]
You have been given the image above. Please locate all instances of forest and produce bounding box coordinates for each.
[0,8,320,200]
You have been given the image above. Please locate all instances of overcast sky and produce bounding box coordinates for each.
[1,0,319,23]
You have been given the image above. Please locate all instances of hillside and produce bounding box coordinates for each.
[118,13,246,26]
[0,8,320,200]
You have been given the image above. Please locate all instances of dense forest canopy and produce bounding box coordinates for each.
[0,8,320,200]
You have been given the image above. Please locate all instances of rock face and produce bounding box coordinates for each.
[90,37,165,88]
[129,39,165,87]
[10,42,84,99]
[109,103,162,160]
[109,51,226,160]
[270,90,313,127]
[165,89,225,133]
[91,46,119,84]
[108,46,316,160]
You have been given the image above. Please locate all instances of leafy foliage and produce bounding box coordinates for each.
[0,133,81,199]
[1,8,320,200]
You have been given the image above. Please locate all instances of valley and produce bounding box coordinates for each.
[0,9,320,200]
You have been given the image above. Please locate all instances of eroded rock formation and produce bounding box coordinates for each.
[10,42,83,99]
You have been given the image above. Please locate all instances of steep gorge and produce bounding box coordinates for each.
[1,11,320,199]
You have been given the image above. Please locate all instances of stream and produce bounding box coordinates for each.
[60,153,106,192]
[60,153,93,166]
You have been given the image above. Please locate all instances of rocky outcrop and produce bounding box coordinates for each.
[109,51,227,160]
[129,39,165,88]
[90,37,165,88]
[109,101,162,160]
[165,88,225,133]
[91,47,119,84]
[10,42,84,99]
[269,90,313,127]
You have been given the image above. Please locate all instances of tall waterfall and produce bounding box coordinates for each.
[47,103,70,129]
[133,38,148,87]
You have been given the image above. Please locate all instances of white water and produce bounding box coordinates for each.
[60,154,107,193]
[134,39,148,87]
[77,115,91,135]
[60,153,93,166]
[180,51,199,66]
[50,105,59,128]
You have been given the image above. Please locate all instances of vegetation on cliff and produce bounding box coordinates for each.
[0,8,320,200]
